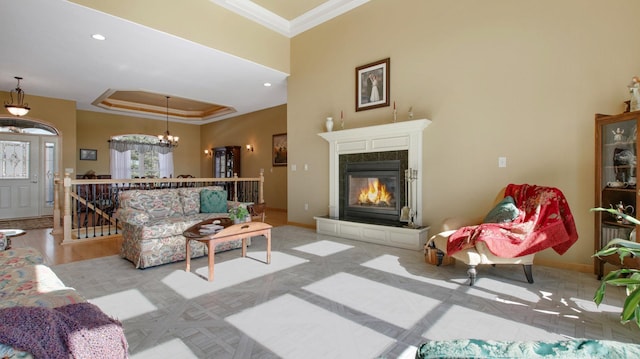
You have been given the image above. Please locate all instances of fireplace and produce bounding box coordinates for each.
[316,119,431,250]
[342,159,403,224]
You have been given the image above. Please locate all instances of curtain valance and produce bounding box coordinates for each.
[109,139,172,154]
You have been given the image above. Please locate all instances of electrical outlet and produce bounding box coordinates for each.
[498,157,507,168]
[304,203,308,210]
[291,164,297,171]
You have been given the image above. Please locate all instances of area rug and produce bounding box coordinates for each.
[0,216,53,230]
[49,226,639,359]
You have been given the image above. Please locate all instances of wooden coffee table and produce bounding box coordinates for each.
[183,218,272,281]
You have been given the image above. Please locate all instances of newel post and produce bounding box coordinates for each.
[259,169,264,204]
[62,172,72,243]
[51,173,62,235]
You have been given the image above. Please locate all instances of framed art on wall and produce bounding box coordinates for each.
[79,148,97,161]
[356,58,390,111]
[272,133,287,166]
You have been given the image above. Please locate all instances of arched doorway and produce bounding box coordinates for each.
[0,117,60,219]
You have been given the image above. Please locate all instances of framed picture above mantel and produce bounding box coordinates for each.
[356,58,390,112]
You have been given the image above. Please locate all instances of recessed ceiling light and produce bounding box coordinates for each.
[263,82,272,87]
[91,34,106,41]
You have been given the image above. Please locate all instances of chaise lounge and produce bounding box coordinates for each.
[429,184,578,285]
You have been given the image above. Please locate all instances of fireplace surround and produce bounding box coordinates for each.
[315,119,431,250]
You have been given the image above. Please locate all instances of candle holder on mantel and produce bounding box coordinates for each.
[392,101,397,123]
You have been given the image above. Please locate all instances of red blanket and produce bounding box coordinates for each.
[447,184,578,258]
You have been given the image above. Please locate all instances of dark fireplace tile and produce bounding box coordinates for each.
[378,151,398,161]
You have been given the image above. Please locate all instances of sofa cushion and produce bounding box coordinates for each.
[123,213,224,241]
[178,186,224,215]
[200,189,228,213]
[483,195,519,223]
[120,189,183,219]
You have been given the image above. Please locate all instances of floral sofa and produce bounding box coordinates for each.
[0,246,128,358]
[117,186,250,269]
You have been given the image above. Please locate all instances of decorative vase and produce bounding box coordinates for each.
[326,117,334,132]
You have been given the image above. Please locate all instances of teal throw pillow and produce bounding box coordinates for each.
[200,189,228,213]
[483,196,519,223]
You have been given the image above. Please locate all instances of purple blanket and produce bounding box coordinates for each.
[0,303,128,359]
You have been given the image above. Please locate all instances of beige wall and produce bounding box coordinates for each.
[70,0,290,74]
[0,91,77,178]
[288,0,640,270]
[201,105,287,210]
[76,110,201,176]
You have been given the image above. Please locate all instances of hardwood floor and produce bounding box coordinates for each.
[13,209,288,266]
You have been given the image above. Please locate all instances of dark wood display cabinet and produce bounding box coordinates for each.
[595,111,640,279]
[214,146,241,178]
[213,146,241,199]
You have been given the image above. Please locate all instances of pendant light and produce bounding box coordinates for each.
[157,96,179,147]
[4,76,30,117]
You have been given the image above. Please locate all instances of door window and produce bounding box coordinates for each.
[0,140,29,179]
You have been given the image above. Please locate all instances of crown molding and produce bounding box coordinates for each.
[210,0,369,38]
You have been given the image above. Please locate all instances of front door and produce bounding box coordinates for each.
[0,134,40,219]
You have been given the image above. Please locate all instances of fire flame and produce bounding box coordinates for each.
[358,179,392,205]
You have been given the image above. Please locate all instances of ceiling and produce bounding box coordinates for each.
[0,0,368,124]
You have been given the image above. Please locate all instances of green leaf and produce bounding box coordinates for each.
[601,238,640,250]
[621,287,640,322]
[605,278,640,286]
[591,207,640,226]
[593,282,606,305]
[593,247,620,258]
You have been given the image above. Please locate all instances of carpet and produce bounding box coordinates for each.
[0,216,54,230]
[49,226,639,359]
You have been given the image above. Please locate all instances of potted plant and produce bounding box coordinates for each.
[229,205,250,224]
[590,207,640,328]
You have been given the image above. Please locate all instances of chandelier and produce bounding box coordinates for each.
[4,76,30,117]
[158,96,179,147]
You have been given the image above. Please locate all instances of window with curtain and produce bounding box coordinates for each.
[109,135,174,179]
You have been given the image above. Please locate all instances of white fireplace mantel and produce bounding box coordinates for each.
[315,119,432,250]
[318,118,431,222]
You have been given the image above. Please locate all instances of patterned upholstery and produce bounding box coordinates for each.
[0,248,45,268]
[117,187,248,269]
[416,339,640,358]
[0,247,104,358]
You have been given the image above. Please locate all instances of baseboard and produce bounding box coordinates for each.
[286,221,315,230]
[533,258,593,274]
